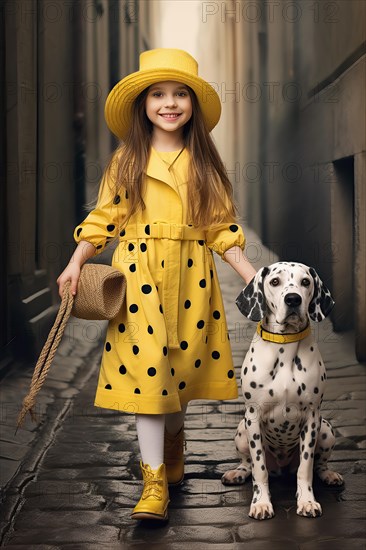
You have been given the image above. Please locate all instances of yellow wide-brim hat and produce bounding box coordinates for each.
[104,48,221,141]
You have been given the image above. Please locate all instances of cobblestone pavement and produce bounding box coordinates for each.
[1,228,365,548]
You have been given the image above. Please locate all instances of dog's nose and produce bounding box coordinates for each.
[285,293,302,307]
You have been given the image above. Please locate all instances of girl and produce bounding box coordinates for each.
[57,48,256,521]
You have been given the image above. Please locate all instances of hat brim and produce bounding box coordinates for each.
[104,68,221,141]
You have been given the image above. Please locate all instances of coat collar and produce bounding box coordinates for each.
[145,146,189,191]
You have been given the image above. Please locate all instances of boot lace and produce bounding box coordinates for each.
[142,478,163,500]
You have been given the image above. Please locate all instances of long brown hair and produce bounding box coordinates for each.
[102,85,237,227]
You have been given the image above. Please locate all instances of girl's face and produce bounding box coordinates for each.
[145,81,193,138]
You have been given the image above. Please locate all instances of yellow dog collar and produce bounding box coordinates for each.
[257,322,311,344]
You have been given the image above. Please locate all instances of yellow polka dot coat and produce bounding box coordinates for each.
[74,147,245,414]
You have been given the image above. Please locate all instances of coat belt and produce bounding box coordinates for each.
[119,222,207,349]
[119,222,206,241]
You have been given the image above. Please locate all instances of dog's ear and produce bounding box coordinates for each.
[308,267,335,321]
[236,267,270,321]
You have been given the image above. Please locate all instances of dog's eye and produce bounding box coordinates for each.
[270,278,279,287]
[301,278,310,287]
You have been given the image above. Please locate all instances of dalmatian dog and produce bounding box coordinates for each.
[222,262,344,520]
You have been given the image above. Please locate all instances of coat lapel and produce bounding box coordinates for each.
[145,147,189,194]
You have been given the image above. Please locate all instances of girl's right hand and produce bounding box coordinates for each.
[56,262,81,300]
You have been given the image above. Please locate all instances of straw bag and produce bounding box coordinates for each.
[15,263,126,432]
[72,264,126,320]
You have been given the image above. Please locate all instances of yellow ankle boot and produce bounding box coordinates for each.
[164,426,185,485]
[131,462,170,521]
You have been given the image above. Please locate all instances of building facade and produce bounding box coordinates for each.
[198,0,365,360]
[0,0,157,373]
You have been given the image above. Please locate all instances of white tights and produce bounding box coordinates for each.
[135,404,187,469]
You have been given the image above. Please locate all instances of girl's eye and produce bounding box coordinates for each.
[270,278,279,287]
[301,278,311,287]
[177,91,188,97]
[152,92,163,97]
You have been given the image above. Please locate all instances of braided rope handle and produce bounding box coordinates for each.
[15,281,74,434]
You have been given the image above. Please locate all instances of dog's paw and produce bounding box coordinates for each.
[297,500,322,518]
[249,501,275,520]
[221,468,250,485]
[319,470,344,486]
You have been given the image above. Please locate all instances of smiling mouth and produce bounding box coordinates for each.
[159,113,182,120]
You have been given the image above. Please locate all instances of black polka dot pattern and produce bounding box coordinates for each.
[91,218,244,414]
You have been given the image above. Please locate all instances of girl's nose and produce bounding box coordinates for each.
[165,96,177,108]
